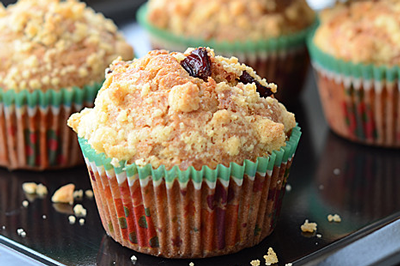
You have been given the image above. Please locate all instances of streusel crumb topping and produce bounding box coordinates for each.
[314,0,400,65]
[0,0,133,92]
[68,48,296,170]
[147,0,315,41]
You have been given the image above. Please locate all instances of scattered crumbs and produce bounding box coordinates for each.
[301,219,317,233]
[319,185,324,190]
[51,183,75,205]
[315,242,319,245]
[250,259,260,266]
[42,215,47,219]
[188,262,194,266]
[79,218,85,226]
[316,234,322,238]
[17,228,26,237]
[22,200,29,207]
[333,168,341,175]
[264,247,278,265]
[327,214,342,223]
[22,182,37,194]
[131,255,138,265]
[286,184,292,192]
[85,189,94,199]
[2,226,5,230]
[73,204,87,217]
[73,189,84,200]
[285,264,293,266]
[36,184,48,197]
[68,215,76,225]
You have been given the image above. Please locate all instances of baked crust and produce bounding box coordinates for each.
[0,0,133,92]
[68,48,296,170]
[314,0,400,65]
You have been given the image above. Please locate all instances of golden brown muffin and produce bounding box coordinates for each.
[68,47,301,258]
[314,0,400,66]
[0,0,133,170]
[147,0,315,42]
[69,47,296,170]
[0,0,133,92]
[308,0,400,147]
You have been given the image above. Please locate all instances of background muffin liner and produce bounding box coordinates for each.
[0,83,100,170]
[307,32,400,148]
[78,125,301,258]
[137,4,315,105]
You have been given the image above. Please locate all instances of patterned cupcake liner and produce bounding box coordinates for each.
[137,3,315,105]
[307,32,400,147]
[78,125,301,258]
[0,83,101,170]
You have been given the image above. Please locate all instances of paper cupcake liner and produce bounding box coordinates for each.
[78,125,301,258]
[0,83,101,170]
[308,33,400,147]
[137,4,315,104]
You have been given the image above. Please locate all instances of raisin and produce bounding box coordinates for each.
[180,47,212,81]
[238,71,274,97]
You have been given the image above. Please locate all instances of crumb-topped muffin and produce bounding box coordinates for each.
[147,0,315,42]
[68,47,301,258]
[69,48,296,170]
[308,0,400,147]
[138,0,316,105]
[0,0,133,170]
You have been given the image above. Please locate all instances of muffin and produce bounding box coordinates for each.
[137,0,316,105]
[308,0,400,147]
[0,0,133,170]
[68,47,301,258]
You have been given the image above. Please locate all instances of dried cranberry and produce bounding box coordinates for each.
[180,48,212,81]
[239,71,274,97]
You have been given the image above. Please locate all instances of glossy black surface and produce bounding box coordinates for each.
[1,24,400,266]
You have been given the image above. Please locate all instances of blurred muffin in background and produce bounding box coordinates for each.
[308,0,400,147]
[0,0,133,170]
[137,0,316,105]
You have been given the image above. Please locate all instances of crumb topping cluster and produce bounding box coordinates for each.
[147,0,315,41]
[314,0,400,66]
[68,48,296,170]
[0,0,133,92]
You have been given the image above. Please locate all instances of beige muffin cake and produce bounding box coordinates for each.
[68,47,301,258]
[0,0,133,170]
[138,0,316,105]
[308,0,400,147]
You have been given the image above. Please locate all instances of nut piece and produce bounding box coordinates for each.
[51,183,75,205]
[85,189,94,198]
[264,247,278,265]
[250,259,260,266]
[22,182,37,194]
[301,219,317,233]
[327,214,342,223]
[68,215,76,224]
[73,204,87,217]
[36,184,48,197]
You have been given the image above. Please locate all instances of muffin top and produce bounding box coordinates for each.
[146,0,315,42]
[0,0,133,92]
[314,0,400,66]
[68,47,296,170]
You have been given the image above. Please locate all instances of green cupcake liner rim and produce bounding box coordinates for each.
[137,3,316,54]
[307,28,400,82]
[78,125,301,184]
[0,82,102,108]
